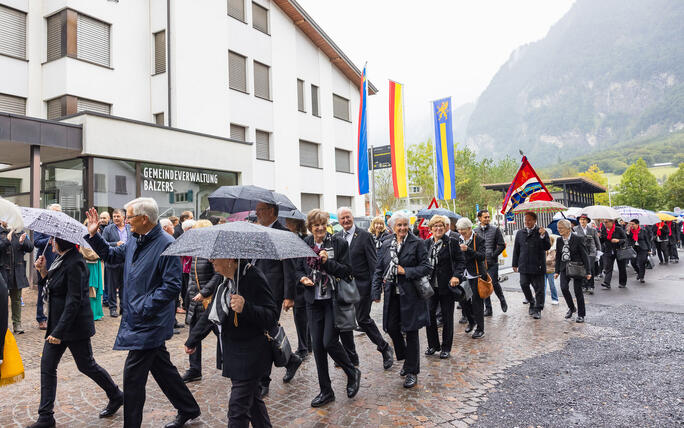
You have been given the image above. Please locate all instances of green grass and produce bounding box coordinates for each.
[605,165,678,187]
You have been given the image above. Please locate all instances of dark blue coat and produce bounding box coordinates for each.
[86,223,181,350]
[102,223,130,268]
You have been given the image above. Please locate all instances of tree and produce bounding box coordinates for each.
[373,169,399,213]
[578,164,609,205]
[614,158,661,210]
[406,139,435,202]
[662,163,684,209]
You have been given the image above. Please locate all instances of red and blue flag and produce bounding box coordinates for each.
[501,156,553,221]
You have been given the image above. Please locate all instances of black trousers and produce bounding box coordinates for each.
[582,256,597,290]
[307,299,355,393]
[669,241,679,260]
[461,279,485,332]
[484,263,506,310]
[341,295,389,362]
[187,316,219,375]
[261,304,284,389]
[655,241,670,263]
[603,253,627,286]
[0,276,7,360]
[228,378,272,428]
[426,288,455,352]
[293,304,311,354]
[39,339,120,421]
[386,292,420,375]
[559,272,585,317]
[106,265,124,308]
[123,345,200,428]
[630,248,649,280]
[519,273,545,311]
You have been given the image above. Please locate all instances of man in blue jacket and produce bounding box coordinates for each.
[85,198,200,428]
[102,208,130,318]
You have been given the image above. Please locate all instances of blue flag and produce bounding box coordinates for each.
[357,66,369,195]
[432,97,456,200]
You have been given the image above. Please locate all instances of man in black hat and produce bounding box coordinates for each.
[573,214,601,294]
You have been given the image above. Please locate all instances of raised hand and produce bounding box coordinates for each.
[85,208,100,237]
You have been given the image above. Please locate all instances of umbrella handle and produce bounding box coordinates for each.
[41,238,50,256]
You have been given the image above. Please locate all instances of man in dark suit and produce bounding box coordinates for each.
[254,202,302,396]
[173,211,193,239]
[102,209,130,318]
[335,208,394,370]
[512,212,551,319]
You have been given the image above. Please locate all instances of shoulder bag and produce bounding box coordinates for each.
[265,325,293,368]
[335,277,361,305]
[474,235,494,299]
[616,244,636,261]
[445,238,466,301]
[333,300,358,331]
[413,275,434,300]
[566,261,586,278]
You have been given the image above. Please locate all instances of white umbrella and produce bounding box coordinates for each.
[512,200,568,215]
[20,207,92,249]
[582,205,621,220]
[613,206,660,225]
[0,196,24,231]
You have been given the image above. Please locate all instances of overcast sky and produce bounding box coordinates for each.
[297,0,575,148]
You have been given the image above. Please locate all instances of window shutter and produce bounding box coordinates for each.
[46,12,64,62]
[94,174,106,192]
[299,141,319,168]
[255,130,270,160]
[115,176,127,194]
[311,85,319,117]
[0,93,26,115]
[335,148,351,173]
[0,5,26,59]
[336,196,352,209]
[297,79,305,112]
[230,123,246,141]
[154,112,165,125]
[46,97,65,120]
[252,2,268,34]
[77,14,110,67]
[229,51,247,92]
[300,193,320,212]
[154,30,166,74]
[253,61,270,99]
[333,94,349,121]
[227,0,245,21]
[77,98,111,115]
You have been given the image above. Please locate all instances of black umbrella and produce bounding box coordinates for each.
[161,221,316,259]
[278,209,306,221]
[208,185,277,213]
[273,192,298,211]
[416,207,462,221]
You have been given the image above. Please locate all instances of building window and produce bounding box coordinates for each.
[46,10,110,67]
[0,4,27,59]
[94,173,106,193]
[253,61,270,100]
[301,193,320,212]
[297,79,305,112]
[0,93,26,115]
[299,140,319,168]
[115,175,127,194]
[230,123,246,142]
[154,112,164,125]
[77,97,111,115]
[46,97,65,120]
[311,84,320,117]
[333,94,350,121]
[255,130,271,160]
[335,148,352,173]
[47,95,110,119]
[336,195,352,209]
[252,2,269,34]
[153,30,166,74]
[227,0,245,21]
[410,185,421,194]
[229,51,248,92]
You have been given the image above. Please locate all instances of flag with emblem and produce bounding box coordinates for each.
[501,156,553,221]
[432,97,456,200]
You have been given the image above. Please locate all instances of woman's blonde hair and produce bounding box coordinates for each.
[193,219,213,229]
[306,209,329,231]
[369,216,386,234]
[427,215,448,229]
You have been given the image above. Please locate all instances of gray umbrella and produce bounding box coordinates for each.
[20,207,92,249]
[208,185,277,213]
[416,207,462,221]
[278,209,306,221]
[161,221,316,259]
[273,192,298,211]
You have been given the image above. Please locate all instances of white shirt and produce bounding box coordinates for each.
[343,225,356,246]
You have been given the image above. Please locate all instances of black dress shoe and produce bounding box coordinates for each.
[576,316,585,323]
[381,345,394,370]
[587,289,594,295]
[182,371,202,383]
[99,392,124,418]
[640,278,645,283]
[163,410,201,428]
[295,349,309,360]
[618,284,626,288]
[500,299,508,313]
[174,321,185,329]
[26,418,56,428]
[601,283,611,289]
[465,324,475,334]
[311,391,335,407]
[565,309,575,319]
[439,351,450,359]
[258,384,269,398]
[346,368,361,398]
[403,373,417,388]
[110,308,118,318]
[483,307,493,317]
[424,347,438,356]
[399,367,407,377]
[458,316,468,324]
[282,354,303,383]
[471,330,485,339]
[533,311,541,320]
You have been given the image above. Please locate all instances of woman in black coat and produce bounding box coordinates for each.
[295,209,360,407]
[424,215,465,359]
[554,220,592,323]
[627,219,652,283]
[30,238,123,428]
[185,258,277,427]
[369,216,390,251]
[0,223,34,334]
[455,217,487,338]
[599,218,628,288]
[372,212,431,389]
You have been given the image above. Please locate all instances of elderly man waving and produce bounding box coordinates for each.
[85,198,200,428]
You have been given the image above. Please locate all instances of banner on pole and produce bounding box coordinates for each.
[389,80,408,198]
[501,156,553,221]
[432,97,456,200]
[357,65,369,195]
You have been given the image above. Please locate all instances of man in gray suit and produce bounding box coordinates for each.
[573,214,601,295]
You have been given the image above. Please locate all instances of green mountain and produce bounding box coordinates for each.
[465,0,684,166]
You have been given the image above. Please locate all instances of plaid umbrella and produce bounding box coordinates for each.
[614,206,660,225]
[161,221,316,260]
[512,200,567,214]
[20,207,92,249]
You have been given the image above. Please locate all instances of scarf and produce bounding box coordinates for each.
[656,222,664,237]
[306,239,330,297]
[383,236,400,285]
[43,248,71,305]
[631,226,641,242]
[606,223,616,240]
[561,236,571,262]
[429,238,444,270]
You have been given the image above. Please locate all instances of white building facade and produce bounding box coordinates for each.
[0,0,375,218]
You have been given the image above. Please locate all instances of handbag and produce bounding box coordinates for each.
[445,239,466,301]
[616,245,636,261]
[265,325,292,368]
[335,277,361,305]
[474,235,494,299]
[566,261,586,278]
[413,276,434,300]
[333,301,357,331]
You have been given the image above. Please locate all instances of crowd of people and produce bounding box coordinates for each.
[0,197,682,428]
